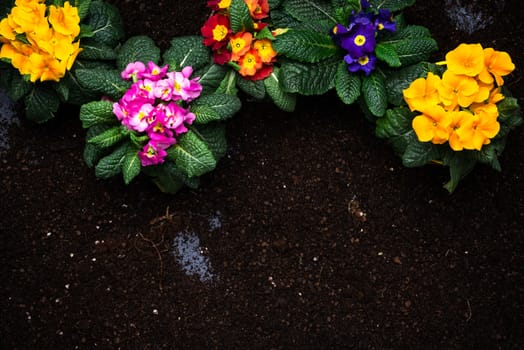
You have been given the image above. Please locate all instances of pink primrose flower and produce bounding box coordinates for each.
[162,102,188,130]
[138,141,168,166]
[125,103,155,132]
[142,62,168,81]
[167,70,203,102]
[136,79,157,101]
[121,61,147,81]
[153,78,174,101]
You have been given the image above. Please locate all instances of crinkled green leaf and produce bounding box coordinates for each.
[376,107,414,154]
[79,100,116,128]
[142,161,199,193]
[84,124,112,167]
[442,152,477,193]
[195,64,228,95]
[94,142,128,179]
[229,0,254,32]
[78,40,117,60]
[361,72,388,117]
[195,123,228,160]
[163,36,211,72]
[236,77,266,99]
[88,125,126,148]
[24,87,60,123]
[264,67,296,112]
[117,36,161,71]
[122,147,141,184]
[375,43,401,67]
[279,57,338,95]
[283,0,336,28]
[75,68,130,100]
[85,0,124,47]
[369,0,415,12]
[167,130,217,178]
[335,61,361,105]
[273,29,337,63]
[216,71,238,95]
[71,0,92,20]
[191,93,241,124]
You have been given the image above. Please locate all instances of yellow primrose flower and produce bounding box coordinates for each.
[438,71,480,110]
[0,16,17,41]
[48,1,80,37]
[482,47,515,86]
[402,72,441,112]
[459,104,500,150]
[10,1,47,34]
[447,110,476,151]
[65,41,82,70]
[444,43,485,77]
[27,52,66,82]
[217,0,232,9]
[253,39,276,64]
[412,105,452,144]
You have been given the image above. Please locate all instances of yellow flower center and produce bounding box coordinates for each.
[358,56,369,65]
[212,25,228,41]
[354,35,366,46]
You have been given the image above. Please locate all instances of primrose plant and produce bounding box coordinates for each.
[79,35,241,193]
[0,0,125,122]
[271,0,437,117]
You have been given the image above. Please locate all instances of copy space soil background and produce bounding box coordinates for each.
[1,1,524,349]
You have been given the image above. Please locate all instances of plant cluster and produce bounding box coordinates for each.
[0,0,82,82]
[1,0,522,193]
[0,0,124,122]
[376,44,521,192]
[201,0,277,80]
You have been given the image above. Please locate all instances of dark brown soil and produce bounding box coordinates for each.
[1,1,524,349]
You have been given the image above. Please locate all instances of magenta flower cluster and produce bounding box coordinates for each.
[113,61,202,166]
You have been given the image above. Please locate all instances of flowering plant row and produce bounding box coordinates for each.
[79,35,241,192]
[0,0,124,122]
[1,0,522,193]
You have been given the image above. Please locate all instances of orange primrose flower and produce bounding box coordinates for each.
[230,32,253,61]
[402,72,441,113]
[253,38,276,63]
[412,105,452,144]
[48,1,81,37]
[238,48,262,76]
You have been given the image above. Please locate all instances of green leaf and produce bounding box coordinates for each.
[283,0,336,27]
[163,36,211,72]
[79,100,116,128]
[195,64,228,95]
[216,71,238,95]
[369,0,416,11]
[75,68,130,100]
[24,87,60,123]
[95,142,128,179]
[122,147,141,184]
[361,71,388,117]
[236,77,266,99]
[335,61,361,105]
[375,107,414,155]
[52,81,69,101]
[402,135,440,168]
[229,0,254,32]
[279,57,339,95]
[85,0,124,47]
[116,36,161,71]
[497,96,523,137]
[88,125,126,148]
[78,40,117,60]
[273,29,338,63]
[7,73,32,102]
[142,161,199,193]
[61,69,100,105]
[264,67,296,112]
[333,0,360,25]
[442,153,477,193]
[83,124,108,167]
[167,130,217,178]
[191,93,242,124]
[375,43,401,68]
[195,123,228,160]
